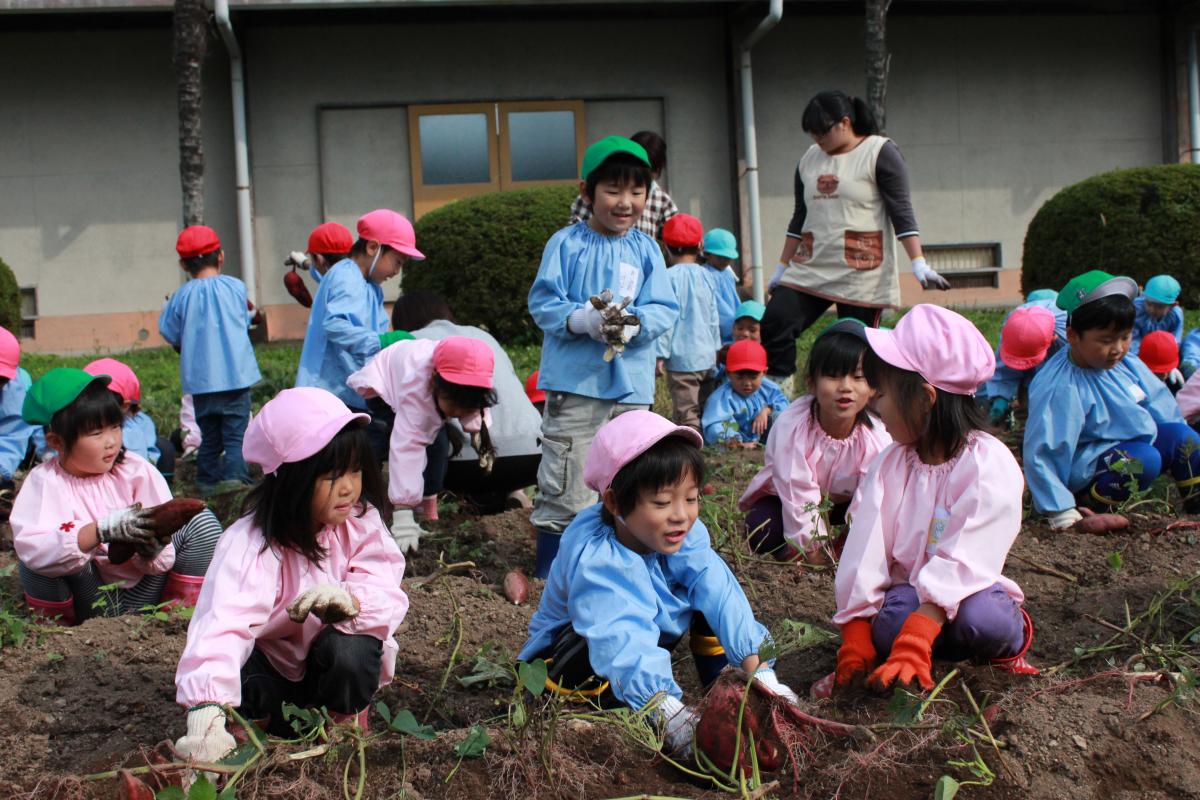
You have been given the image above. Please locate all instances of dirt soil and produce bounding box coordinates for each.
[3,445,1200,799]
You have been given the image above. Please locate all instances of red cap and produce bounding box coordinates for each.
[662,213,703,249]
[1139,330,1180,374]
[433,336,494,389]
[307,222,353,255]
[999,305,1056,370]
[726,339,768,373]
[175,225,221,259]
[524,370,546,404]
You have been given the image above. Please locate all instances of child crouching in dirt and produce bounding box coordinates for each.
[12,369,223,625]
[174,387,408,767]
[830,306,1035,697]
[519,410,799,757]
[738,319,891,564]
[84,358,176,486]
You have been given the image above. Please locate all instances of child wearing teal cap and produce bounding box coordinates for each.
[701,228,743,345]
[1131,274,1184,357]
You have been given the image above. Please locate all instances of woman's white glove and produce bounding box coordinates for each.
[568,304,607,342]
[768,263,787,291]
[754,666,800,704]
[175,706,236,783]
[286,584,359,624]
[1047,507,1083,530]
[912,257,951,291]
[97,505,156,545]
[655,695,699,757]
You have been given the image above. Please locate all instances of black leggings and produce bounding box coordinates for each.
[761,286,882,377]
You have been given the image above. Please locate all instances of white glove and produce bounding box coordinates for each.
[1047,507,1083,530]
[754,666,800,704]
[1168,369,1185,390]
[768,263,787,291]
[96,505,156,545]
[912,257,951,291]
[390,508,429,554]
[568,304,607,342]
[654,695,699,757]
[285,250,310,270]
[286,584,359,624]
[619,322,640,344]
[175,706,236,783]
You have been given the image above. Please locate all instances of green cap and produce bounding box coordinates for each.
[734,300,766,322]
[23,367,110,425]
[580,136,650,181]
[818,317,870,342]
[1056,270,1138,314]
[379,330,416,350]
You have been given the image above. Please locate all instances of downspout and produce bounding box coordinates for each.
[1189,26,1199,164]
[212,0,258,305]
[739,0,783,304]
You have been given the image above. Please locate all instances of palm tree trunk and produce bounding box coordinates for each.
[174,0,208,226]
[864,0,893,133]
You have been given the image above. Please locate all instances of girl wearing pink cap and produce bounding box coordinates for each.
[831,305,1035,695]
[739,319,891,563]
[348,335,496,552]
[0,326,46,511]
[84,358,177,486]
[174,387,408,769]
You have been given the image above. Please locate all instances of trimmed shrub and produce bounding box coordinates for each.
[0,257,22,335]
[1021,165,1200,305]
[403,185,580,344]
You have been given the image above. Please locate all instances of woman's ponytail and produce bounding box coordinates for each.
[848,96,880,136]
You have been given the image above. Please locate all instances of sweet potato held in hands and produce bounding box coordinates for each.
[106,498,207,564]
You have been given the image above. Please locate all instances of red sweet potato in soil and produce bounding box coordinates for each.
[503,569,530,605]
[1076,513,1129,534]
[118,769,155,800]
[107,498,207,565]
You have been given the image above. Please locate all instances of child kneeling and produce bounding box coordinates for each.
[519,410,797,755]
[702,340,789,446]
[174,388,408,765]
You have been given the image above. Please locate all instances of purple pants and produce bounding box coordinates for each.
[872,583,1024,661]
[744,495,849,560]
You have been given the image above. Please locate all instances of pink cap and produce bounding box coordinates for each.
[999,305,1056,370]
[863,304,994,396]
[243,387,370,475]
[583,410,703,494]
[0,327,19,381]
[433,336,494,389]
[356,209,424,261]
[84,358,140,403]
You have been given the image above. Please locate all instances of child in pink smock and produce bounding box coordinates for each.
[348,335,496,553]
[831,305,1036,695]
[739,319,891,563]
[174,387,407,769]
[12,369,223,625]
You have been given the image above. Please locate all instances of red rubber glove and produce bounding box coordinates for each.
[834,618,877,688]
[868,612,942,692]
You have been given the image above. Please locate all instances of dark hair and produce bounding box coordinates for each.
[181,250,220,275]
[314,252,349,269]
[49,379,126,461]
[241,423,389,565]
[432,372,498,459]
[349,238,397,259]
[805,331,874,430]
[801,91,880,137]
[584,153,652,199]
[392,291,456,333]
[862,349,986,460]
[600,435,706,526]
[630,130,668,174]
[1068,295,1136,335]
[666,245,701,259]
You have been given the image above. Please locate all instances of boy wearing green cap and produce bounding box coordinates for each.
[527,135,680,578]
[1024,270,1200,530]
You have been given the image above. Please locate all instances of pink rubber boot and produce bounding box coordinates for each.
[417,494,439,521]
[25,593,77,626]
[161,572,205,609]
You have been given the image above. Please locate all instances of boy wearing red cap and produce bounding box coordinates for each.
[284,222,355,308]
[160,226,262,495]
[701,340,789,446]
[1138,330,1185,394]
[656,213,722,432]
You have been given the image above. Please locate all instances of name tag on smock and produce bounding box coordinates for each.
[1126,382,1147,404]
[618,262,641,300]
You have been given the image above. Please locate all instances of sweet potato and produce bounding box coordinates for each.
[118,770,155,800]
[107,498,207,565]
[1075,512,1129,535]
[503,569,530,605]
[284,268,313,308]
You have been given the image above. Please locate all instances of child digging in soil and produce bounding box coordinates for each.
[830,305,1036,696]
[84,358,176,486]
[519,410,799,757]
[738,319,891,564]
[12,369,224,625]
[174,387,408,769]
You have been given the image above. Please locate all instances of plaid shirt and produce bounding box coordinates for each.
[568,181,678,239]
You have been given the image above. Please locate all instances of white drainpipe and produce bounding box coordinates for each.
[739,0,783,304]
[1189,27,1199,164]
[212,0,258,305]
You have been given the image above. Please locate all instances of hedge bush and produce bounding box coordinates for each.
[0,257,22,335]
[1021,165,1200,304]
[403,185,579,344]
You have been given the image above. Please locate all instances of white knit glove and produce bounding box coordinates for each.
[754,666,800,704]
[96,505,156,545]
[768,263,787,291]
[1167,369,1185,391]
[285,250,310,270]
[654,695,699,757]
[390,508,429,554]
[286,584,359,625]
[567,304,606,342]
[175,706,236,783]
[1047,507,1083,530]
[912,257,951,290]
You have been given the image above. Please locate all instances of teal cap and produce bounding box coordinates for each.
[1056,270,1138,314]
[1025,289,1057,303]
[23,367,110,426]
[734,300,766,322]
[702,228,739,260]
[580,136,650,181]
[1144,275,1181,305]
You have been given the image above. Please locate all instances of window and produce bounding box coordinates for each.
[19,287,37,339]
[409,101,585,218]
[923,243,1002,290]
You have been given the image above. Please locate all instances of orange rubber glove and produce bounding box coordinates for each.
[867,612,942,692]
[834,618,877,688]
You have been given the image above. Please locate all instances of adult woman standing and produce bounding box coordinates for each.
[762,91,949,391]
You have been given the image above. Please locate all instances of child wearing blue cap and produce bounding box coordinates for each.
[527,136,680,578]
[1131,274,1184,356]
[701,228,742,345]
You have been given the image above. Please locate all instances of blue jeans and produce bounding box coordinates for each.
[193,387,252,487]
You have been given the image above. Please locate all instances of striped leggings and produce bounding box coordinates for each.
[19,508,224,620]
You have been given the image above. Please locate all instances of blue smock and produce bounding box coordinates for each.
[1024,347,1184,513]
[528,222,679,404]
[657,262,721,373]
[1180,328,1200,378]
[295,259,388,410]
[1130,297,1184,355]
[982,299,1068,401]
[706,265,740,345]
[0,368,46,478]
[122,411,160,465]
[518,504,768,709]
[701,378,789,445]
[159,275,261,396]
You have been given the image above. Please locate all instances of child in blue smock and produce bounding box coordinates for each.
[702,340,789,446]
[1130,274,1184,355]
[981,296,1067,427]
[657,213,721,432]
[519,410,797,757]
[526,136,679,578]
[159,226,261,495]
[0,327,46,507]
[1180,328,1200,379]
[1024,270,1200,529]
[83,358,176,486]
[701,228,742,345]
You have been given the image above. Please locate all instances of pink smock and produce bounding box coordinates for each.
[175,505,407,708]
[833,432,1024,625]
[11,453,175,585]
[1177,371,1200,421]
[738,396,891,553]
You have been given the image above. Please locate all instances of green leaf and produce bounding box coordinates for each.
[188,775,218,800]
[156,788,186,800]
[456,655,514,689]
[388,708,436,740]
[219,740,260,767]
[887,687,925,725]
[454,724,491,758]
[217,786,238,800]
[518,659,548,697]
[933,775,960,800]
[374,700,393,726]
[282,702,320,735]
[46,652,63,663]
[1106,550,1124,571]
